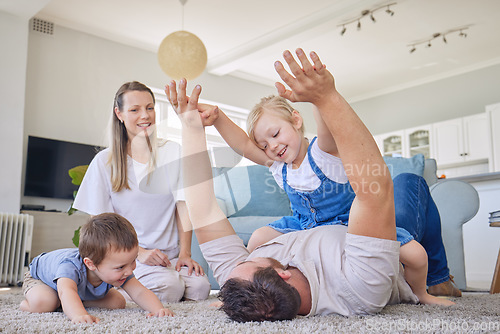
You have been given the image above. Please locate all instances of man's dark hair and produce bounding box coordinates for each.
[218,267,301,322]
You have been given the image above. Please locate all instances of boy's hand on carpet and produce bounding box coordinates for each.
[148,307,174,318]
[209,301,223,308]
[71,314,100,324]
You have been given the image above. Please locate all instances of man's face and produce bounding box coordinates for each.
[228,257,284,281]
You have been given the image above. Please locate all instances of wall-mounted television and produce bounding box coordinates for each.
[24,136,104,200]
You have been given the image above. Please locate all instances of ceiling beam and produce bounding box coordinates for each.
[0,0,53,20]
[206,0,377,76]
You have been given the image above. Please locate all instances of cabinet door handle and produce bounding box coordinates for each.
[464,152,468,156]
[460,153,464,156]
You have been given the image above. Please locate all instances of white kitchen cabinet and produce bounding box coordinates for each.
[376,126,432,158]
[433,113,489,167]
[406,125,433,159]
[378,130,405,157]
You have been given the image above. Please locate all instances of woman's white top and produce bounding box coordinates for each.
[74,141,185,256]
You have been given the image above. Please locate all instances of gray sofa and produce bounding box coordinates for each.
[190,155,479,290]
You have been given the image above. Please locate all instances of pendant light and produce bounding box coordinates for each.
[157,0,207,80]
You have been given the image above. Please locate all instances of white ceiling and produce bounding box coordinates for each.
[4,0,500,101]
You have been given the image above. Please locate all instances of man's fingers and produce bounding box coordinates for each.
[188,84,201,111]
[178,78,187,105]
[310,51,326,73]
[295,48,314,74]
[274,82,295,102]
[274,61,297,94]
[167,80,179,108]
[282,50,304,78]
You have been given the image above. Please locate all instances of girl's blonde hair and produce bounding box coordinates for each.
[109,81,158,192]
[247,96,305,143]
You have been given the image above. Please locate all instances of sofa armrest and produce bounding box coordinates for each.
[429,180,479,289]
[430,180,479,227]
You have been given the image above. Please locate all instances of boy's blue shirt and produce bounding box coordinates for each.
[29,248,134,301]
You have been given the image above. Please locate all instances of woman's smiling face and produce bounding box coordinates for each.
[115,90,156,140]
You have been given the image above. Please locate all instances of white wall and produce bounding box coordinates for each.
[0,11,28,213]
[24,25,277,147]
[352,64,500,136]
[22,24,277,211]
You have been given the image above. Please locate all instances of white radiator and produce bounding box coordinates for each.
[0,213,33,285]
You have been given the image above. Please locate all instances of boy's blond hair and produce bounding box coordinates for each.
[247,96,305,144]
[79,213,138,266]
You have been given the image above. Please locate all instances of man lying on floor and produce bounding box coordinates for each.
[167,48,454,322]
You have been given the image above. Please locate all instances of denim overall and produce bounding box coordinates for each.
[268,137,413,246]
[268,137,355,233]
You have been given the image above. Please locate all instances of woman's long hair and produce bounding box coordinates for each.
[109,81,158,192]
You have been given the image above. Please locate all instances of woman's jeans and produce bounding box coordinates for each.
[394,173,450,286]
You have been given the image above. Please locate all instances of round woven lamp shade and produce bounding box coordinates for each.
[157,30,207,80]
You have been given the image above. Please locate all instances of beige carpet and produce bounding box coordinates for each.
[1,289,499,333]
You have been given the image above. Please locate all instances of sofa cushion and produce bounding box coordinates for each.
[383,154,425,179]
[212,165,291,218]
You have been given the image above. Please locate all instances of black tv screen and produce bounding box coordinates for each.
[24,136,104,199]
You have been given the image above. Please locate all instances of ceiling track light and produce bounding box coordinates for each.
[337,2,396,35]
[340,25,347,35]
[407,25,471,54]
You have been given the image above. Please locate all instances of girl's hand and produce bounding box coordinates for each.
[71,314,100,324]
[198,103,219,127]
[148,307,174,317]
[175,255,204,276]
[137,248,171,267]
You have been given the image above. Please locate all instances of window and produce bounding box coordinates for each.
[151,87,253,167]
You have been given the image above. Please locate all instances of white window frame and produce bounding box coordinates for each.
[151,87,254,167]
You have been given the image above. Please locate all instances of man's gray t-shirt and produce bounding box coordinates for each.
[200,225,418,316]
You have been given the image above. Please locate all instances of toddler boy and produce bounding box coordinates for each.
[20,212,174,323]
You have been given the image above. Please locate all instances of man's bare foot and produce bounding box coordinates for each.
[417,292,455,306]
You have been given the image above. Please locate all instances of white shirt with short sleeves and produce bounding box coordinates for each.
[269,139,348,191]
[74,141,185,258]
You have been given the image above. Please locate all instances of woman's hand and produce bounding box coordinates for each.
[175,254,204,276]
[137,247,171,267]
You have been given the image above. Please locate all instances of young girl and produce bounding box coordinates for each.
[73,81,211,303]
[189,86,459,302]
[201,95,413,248]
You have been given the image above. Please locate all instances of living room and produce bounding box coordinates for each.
[1,0,500,328]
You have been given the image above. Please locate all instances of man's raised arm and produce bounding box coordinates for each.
[274,49,396,241]
[166,79,236,244]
